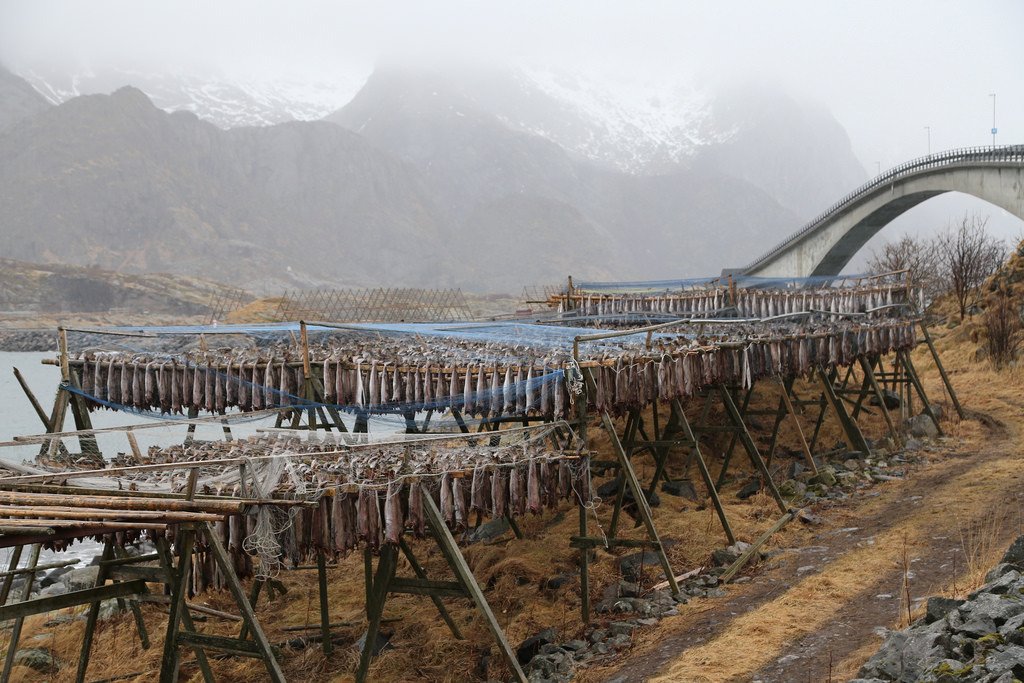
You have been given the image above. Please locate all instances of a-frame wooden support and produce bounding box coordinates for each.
[159,524,285,683]
[355,487,527,683]
[918,322,965,420]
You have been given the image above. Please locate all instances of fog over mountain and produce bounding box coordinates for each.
[0,1,1019,291]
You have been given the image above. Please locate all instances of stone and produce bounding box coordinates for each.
[662,480,699,501]
[797,509,823,525]
[713,548,739,566]
[737,478,762,499]
[61,566,100,592]
[957,612,999,637]
[869,389,901,410]
[778,479,807,498]
[786,461,805,480]
[1001,535,1024,566]
[905,414,939,438]
[602,580,640,600]
[984,644,1024,677]
[588,628,607,644]
[596,475,660,507]
[810,469,837,487]
[609,621,635,637]
[962,593,1024,626]
[857,620,951,682]
[38,565,75,589]
[563,639,587,652]
[355,629,392,657]
[619,551,664,581]
[543,574,572,590]
[982,566,1021,591]
[12,648,58,674]
[926,597,965,624]
[517,628,558,665]
[608,634,631,648]
[466,517,511,543]
[904,437,924,451]
[843,458,863,471]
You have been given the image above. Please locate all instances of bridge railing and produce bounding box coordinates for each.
[743,144,1024,271]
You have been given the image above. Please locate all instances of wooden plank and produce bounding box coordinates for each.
[388,577,466,598]
[0,545,23,605]
[112,545,150,650]
[817,366,871,455]
[420,488,528,683]
[177,632,265,658]
[0,578,147,622]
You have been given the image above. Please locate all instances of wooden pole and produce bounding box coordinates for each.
[717,385,787,512]
[316,550,333,655]
[202,523,285,682]
[672,399,735,545]
[0,543,40,682]
[778,379,818,474]
[919,322,965,419]
[421,488,528,683]
[76,537,114,683]
[158,529,196,683]
[859,356,902,448]
[0,546,23,605]
[356,545,397,683]
[720,511,795,583]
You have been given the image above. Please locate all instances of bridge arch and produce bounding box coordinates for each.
[743,146,1024,278]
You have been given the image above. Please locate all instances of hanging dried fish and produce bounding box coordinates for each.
[491,467,507,519]
[384,481,403,545]
[407,482,425,538]
[452,475,467,530]
[440,473,454,526]
[527,458,541,514]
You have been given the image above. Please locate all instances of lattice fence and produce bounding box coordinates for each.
[271,288,473,323]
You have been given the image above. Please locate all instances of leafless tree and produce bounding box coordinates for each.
[866,234,943,303]
[935,214,1007,321]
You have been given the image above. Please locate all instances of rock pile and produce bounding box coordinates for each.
[854,536,1024,682]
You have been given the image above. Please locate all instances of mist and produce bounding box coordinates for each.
[1,0,1020,169]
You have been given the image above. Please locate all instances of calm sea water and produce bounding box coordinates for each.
[0,351,273,569]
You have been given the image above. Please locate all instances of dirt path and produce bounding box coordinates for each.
[596,398,1024,683]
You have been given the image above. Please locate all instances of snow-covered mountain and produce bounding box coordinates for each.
[512,66,730,172]
[17,65,366,129]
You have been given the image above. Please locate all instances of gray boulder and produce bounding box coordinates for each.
[984,644,1024,677]
[905,414,939,438]
[12,648,58,673]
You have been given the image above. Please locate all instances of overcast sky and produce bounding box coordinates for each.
[1,0,1020,170]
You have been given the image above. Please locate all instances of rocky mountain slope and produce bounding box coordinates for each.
[0,63,866,292]
[0,64,50,132]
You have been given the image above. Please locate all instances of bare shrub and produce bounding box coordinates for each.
[985,287,1022,368]
[936,214,1007,320]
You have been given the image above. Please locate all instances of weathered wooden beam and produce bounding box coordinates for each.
[0,578,147,622]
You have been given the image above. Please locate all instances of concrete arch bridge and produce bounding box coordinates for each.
[742,145,1024,278]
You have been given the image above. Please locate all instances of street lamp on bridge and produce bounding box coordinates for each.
[990,93,997,146]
